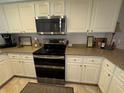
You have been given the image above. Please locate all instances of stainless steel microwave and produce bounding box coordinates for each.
[35,16,66,35]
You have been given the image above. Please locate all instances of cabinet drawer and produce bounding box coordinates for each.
[103,59,115,73]
[20,54,33,60]
[85,56,103,64]
[66,55,83,63]
[8,54,20,59]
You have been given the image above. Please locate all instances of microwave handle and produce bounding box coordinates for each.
[59,18,62,32]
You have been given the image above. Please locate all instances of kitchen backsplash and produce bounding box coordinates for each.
[15,33,106,45]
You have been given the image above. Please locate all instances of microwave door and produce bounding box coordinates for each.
[50,19,60,32]
[36,19,50,32]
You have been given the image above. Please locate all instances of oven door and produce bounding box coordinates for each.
[35,66,65,79]
[34,55,65,80]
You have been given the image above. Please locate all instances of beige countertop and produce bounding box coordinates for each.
[0,46,40,53]
[0,45,124,71]
[66,44,124,71]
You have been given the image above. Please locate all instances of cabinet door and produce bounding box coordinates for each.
[51,0,65,16]
[66,63,82,82]
[23,60,36,78]
[108,77,124,93]
[98,68,112,93]
[4,4,22,33]
[83,64,101,84]
[11,61,24,76]
[0,6,8,33]
[90,0,122,32]
[35,0,50,16]
[19,3,36,33]
[0,60,13,86]
[66,0,92,32]
[0,61,7,85]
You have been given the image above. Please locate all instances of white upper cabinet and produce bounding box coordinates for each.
[66,0,122,33]
[90,0,122,32]
[3,4,22,33]
[19,2,36,33]
[51,0,65,16]
[35,0,50,16]
[66,0,92,33]
[0,6,8,33]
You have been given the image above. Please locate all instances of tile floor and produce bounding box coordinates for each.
[0,77,101,93]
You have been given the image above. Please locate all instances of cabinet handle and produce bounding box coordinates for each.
[80,65,82,67]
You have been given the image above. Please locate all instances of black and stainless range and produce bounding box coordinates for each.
[33,39,67,84]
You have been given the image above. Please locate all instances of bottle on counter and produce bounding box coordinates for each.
[101,39,106,49]
[32,37,40,48]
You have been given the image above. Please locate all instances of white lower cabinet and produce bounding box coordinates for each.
[83,64,101,84]
[8,53,36,78]
[0,55,13,86]
[66,63,82,82]
[22,60,36,77]
[108,77,124,93]
[66,55,102,84]
[108,67,124,93]
[98,59,116,93]
[11,61,24,76]
[98,68,112,93]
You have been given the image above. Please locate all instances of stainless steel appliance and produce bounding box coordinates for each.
[0,34,16,48]
[35,16,66,35]
[33,39,67,84]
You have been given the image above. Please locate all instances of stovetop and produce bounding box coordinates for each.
[33,44,66,56]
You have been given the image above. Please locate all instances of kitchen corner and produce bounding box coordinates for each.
[66,44,124,70]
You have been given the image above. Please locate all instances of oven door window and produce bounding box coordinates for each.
[34,58,65,67]
[35,67,65,79]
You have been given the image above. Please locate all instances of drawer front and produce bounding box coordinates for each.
[0,55,7,62]
[103,59,115,73]
[66,55,83,63]
[8,54,20,59]
[84,56,103,64]
[20,54,33,60]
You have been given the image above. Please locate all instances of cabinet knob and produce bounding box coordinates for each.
[106,64,109,67]
[80,65,82,67]
[108,74,110,77]
[91,60,94,62]
[84,65,86,67]
[74,59,76,61]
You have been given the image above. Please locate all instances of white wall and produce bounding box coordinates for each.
[116,0,124,49]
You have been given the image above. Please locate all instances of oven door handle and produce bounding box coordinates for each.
[34,55,64,59]
[35,65,64,70]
